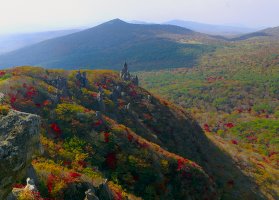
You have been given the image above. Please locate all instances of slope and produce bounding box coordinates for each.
[231,26,279,41]
[0,66,219,199]
[138,38,279,199]
[0,19,218,70]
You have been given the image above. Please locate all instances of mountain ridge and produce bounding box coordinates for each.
[164,19,260,35]
[0,19,218,70]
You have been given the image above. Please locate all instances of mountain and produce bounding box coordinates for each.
[164,20,259,36]
[0,66,265,199]
[0,29,81,55]
[231,26,279,41]
[263,26,279,36]
[0,19,218,71]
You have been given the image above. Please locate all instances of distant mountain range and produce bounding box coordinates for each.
[0,29,81,55]
[0,19,277,71]
[230,26,279,41]
[164,20,260,36]
[0,19,218,70]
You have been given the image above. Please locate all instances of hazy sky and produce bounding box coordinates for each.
[0,0,278,34]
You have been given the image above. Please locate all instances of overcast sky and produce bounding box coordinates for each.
[0,0,278,34]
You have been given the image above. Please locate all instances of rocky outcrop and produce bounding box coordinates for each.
[0,110,41,199]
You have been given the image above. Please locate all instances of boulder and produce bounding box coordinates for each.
[0,92,4,103]
[0,110,41,199]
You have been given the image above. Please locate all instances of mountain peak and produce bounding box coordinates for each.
[106,18,127,25]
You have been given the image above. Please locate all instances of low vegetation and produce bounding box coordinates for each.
[0,67,216,199]
[138,39,279,199]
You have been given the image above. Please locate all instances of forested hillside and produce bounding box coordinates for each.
[0,67,219,199]
[0,19,218,70]
[139,38,279,199]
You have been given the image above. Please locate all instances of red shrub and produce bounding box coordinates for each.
[231,140,238,145]
[43,100,51,106]
[94,120,103,127]
[104,132,110,143]
[262,157,270,163]
[26,86,37,98]
[50,123,62,137]
[225,123,234,128]
[227,180,234,187]
[139,142,149,149]
[246,135,257,142]
[0,71,6,76]
[84,108,91,113]
[106,153,117,169]
[269,151,277,157]
[177,159,185,171]
[12,183,25,189]
[127,133,133,142]
[203,124,210,132]
[90,93,97,98]
[63,161,71,166]
[47,174,56,194]
[114,191,122,200]
[129,90,137,97]
[10,94,17,104]
[78,160,87,168]
[257,163,265,169]
[68,172,81,179]
[35,103,41,108]
[237,109,243,113]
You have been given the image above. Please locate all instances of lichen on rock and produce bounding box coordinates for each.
[0,110,41,199]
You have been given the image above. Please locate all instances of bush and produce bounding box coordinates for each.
[0,105,10,115]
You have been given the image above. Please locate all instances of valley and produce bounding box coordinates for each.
[138,37,279,199]
[0,17,278,200]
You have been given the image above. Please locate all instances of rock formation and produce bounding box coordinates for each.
[0,110,41,199]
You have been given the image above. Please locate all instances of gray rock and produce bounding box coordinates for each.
[97,183,114,200]
[0,110,41,199]
[85,189,99,200]
[124,103,131,110]
[0,92,4,103]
